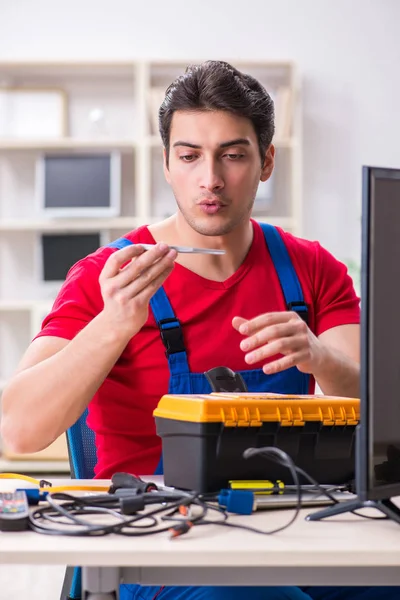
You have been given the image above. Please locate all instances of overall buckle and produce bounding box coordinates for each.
[158,318,185,356]
[287,301,309,324]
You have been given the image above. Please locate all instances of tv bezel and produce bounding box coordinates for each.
[35,230,108,289]
[36,151,121,218]
[358,165,400,501]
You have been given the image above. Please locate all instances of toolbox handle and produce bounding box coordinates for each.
[204,366,248,393]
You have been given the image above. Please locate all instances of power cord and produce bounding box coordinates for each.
[25,446,376,539]
[29,488,203,537]
[243,446,386,523]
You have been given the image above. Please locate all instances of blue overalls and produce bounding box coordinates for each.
[110,223,396,600]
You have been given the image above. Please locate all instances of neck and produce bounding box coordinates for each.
[149,213,254,281]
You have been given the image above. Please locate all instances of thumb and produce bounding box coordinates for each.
[232,316,248,332]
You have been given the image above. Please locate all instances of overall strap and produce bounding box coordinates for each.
[107,237,134,250]
[149,287,189,375]
[107,237,190,375]
[259,223,309,323]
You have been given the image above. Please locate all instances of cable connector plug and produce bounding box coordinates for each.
[218,489,254,515]
[109,472,157,494]
[169,521,193,539]
[39,479,52,488]
[15,488,49,505]
[119,495,146,515]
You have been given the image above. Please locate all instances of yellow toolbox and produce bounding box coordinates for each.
[154,392,360,492]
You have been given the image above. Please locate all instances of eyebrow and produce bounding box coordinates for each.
[172,138,251,149]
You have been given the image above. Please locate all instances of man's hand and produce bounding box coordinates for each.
[99,242,177,339]
[232,312,323,375]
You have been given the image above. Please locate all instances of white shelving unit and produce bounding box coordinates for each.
[0,457,70,474]
[0,59,302,470]
[0,216,145,232]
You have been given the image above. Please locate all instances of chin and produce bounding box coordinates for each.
[190,215,239,237]
[176,203,250,237]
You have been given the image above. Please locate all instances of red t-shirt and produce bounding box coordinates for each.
[36,221,360,478]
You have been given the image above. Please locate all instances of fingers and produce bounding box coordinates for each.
[115,247,176,290]
[235,311,296,335]
[128,265,175,305]
[101,242,170,280]
[262,351,310,375]
[233,312,311,375]
[240,319,307,353]
[232,316,248,331]
[243,335,308,365]
[120,255,176,299]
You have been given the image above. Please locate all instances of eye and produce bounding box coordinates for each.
[179,155,197,162]
[224,153,244,160]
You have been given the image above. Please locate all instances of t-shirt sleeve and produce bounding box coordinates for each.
[34,256,104,342]
[313,243,360,336]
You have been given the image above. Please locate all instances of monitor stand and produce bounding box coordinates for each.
[306,497,400,524]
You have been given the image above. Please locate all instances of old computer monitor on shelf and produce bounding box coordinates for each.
[309,166,400,524]
[40,233,102,283]
[36,232,106,301]
[36,152,121,217]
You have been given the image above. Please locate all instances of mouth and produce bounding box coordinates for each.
[198,199,227,214]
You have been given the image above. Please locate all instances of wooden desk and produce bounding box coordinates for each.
[1,479,400,599]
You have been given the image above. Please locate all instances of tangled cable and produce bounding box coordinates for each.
[26,445,364,539]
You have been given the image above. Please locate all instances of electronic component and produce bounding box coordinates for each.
[0,490,30,531]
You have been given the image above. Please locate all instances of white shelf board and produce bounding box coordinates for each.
[0,61,136,76]
[0,216,145,232]
[145,135,163,147]
[0,300,53,312]
[273,138,297,149]
[0,138,136,151]
[0,457,70,474]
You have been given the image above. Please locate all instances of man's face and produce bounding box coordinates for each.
[164,110,274,237]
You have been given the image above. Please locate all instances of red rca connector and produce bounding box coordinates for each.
[169,521,193,539]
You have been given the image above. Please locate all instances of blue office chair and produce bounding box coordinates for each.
[60,408,97,600]
[65,407,97,480]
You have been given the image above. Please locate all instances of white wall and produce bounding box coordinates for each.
[1,0,399,264]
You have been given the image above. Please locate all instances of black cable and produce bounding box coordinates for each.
[28,446,380,538]
[239,446,303,534]
[29,489,200,537]
[28,451,307,538]
[192,447,351,536]
[244,447,386,523]
[291,464,387,520]
[161,496,209,527]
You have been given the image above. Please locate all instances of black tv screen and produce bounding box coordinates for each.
[359,166,400,501]
[41,233,101,281]
[37,153,121,216]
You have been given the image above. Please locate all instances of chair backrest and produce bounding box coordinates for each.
[62,411,96,599]
[66,408,97,479]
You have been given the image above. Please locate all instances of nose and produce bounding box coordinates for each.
[199,158,224,193]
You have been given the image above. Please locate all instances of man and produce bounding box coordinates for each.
[1,61,392,600]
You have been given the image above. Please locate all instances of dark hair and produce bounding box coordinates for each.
[159,60,275,166]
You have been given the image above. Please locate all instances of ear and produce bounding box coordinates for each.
[260,144,275,182]
[163,147,171,184]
